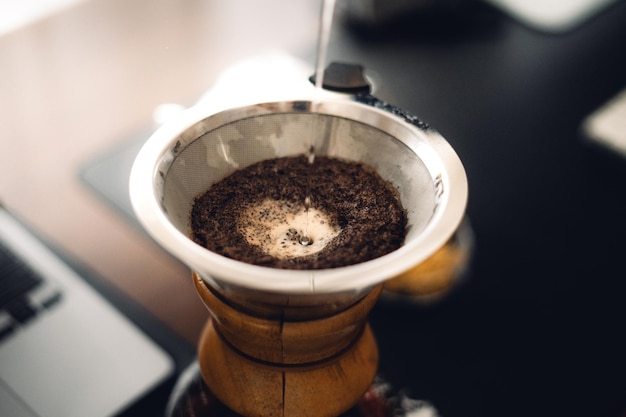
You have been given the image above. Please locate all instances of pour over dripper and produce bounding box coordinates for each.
[129,63,467,416]
[131,103,466,297]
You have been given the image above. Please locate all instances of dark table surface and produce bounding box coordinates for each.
[327,2,626,417]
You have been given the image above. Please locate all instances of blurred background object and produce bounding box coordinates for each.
[383,218,474,304]
[343,0,621,32]
[484,0,622,32]
[0,0,89,35]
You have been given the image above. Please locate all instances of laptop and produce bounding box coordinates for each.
[0,204,177,417]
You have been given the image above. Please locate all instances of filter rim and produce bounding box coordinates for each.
[129,98,467,295]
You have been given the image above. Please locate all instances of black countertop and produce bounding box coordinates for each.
[329,2,626,416]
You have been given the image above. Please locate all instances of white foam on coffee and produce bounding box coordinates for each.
[239,199,340,259]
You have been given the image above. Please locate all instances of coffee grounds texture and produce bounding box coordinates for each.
[190,155,407,270]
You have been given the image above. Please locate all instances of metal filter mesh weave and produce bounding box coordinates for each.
[157,112,436,243]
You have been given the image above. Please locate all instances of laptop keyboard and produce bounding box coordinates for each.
[0,241,62,342]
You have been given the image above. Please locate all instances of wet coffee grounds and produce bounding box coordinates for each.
[190,155,407,269]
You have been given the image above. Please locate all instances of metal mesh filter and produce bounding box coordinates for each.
[159,112,434,243]
[131,99,466,296]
